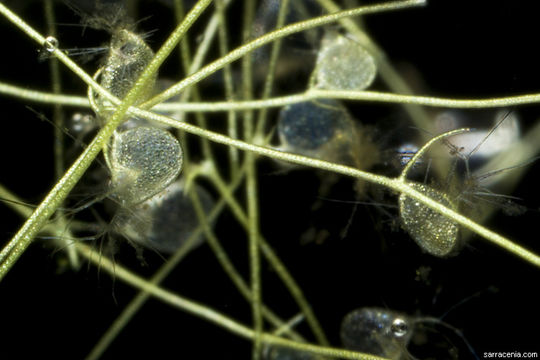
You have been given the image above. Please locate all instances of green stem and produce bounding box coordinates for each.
[131,106,540,268]
[141,0,427,109]
[399,128,471,181]
[207,170,330,345]
[173,0,213,161]
[186,167,304,342]
[43,0,79,269]
[76,241,390,360]
[9,82,540,111]
[315,0,433,133]
[215,0,239,173]
[254,0,290,137]
[239,1,263,358]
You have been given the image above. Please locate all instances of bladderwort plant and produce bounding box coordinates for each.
[1,0,539,359]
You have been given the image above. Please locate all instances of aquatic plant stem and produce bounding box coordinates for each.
[187,167,304,338]
[173,0,213,161]
[75,241,390,360]
[132,106,540,267]
[315,0,433,133]
[43,0,80,269]
[207,170,330,345]
[254,0,290,147]
[141,0,428,109]
[215,0,239,173]
[238,1,264,358]
[8,83,540,111]
[0,0,536,280]
[0,181,304,359]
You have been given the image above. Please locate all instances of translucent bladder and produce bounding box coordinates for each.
[341,307,412,359]
[115,180,214,254]
[108,126,183,206]
[341,306,477,360]
[312,32,377,91]
[99,29,157,104]
[399,182,460,257]
[277,99,361,165]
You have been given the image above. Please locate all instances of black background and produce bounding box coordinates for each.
[0,0,539,359]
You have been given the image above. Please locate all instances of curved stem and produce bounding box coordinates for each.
[399,128,471,181]
[141,0,427,109]
[131,107,540,267]
[43,0,80,270]
[207,170,329,345]
[7,84,540,113]
[75,242,390,360]
[0,180,384,359]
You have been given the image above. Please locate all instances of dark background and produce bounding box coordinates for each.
[0,0,539,359]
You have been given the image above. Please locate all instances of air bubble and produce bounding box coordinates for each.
[100,29,156,103]
[43,36,59,52]
[313,33,376,91]
[341,307,412,359]
[277,99,359,164]
[108,126,183,206]
[116,180,214,254]
[390,318,409,338]
[399,182,460,257]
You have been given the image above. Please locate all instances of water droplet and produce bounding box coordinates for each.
[43,36,59,52]
[277,99,358,164]
[391,318,409,338]
[313,33,376,91]
[109,126,183,206]
[116,181,214,254]
[341,307,412,359]
[399,182,460,257]
[100,29,156,103]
